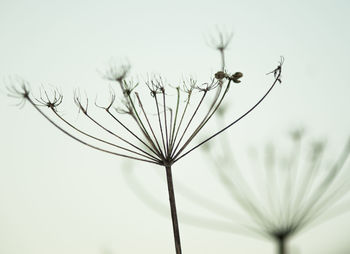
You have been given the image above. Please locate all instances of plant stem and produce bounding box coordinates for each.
[165,165,182,254]
[220,49,225,71]
[277,236,286,254]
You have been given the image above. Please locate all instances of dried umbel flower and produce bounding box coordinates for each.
[6,80,30,108]
[125,131,350,254]
[207,27,234,71]
[8,32,283,254]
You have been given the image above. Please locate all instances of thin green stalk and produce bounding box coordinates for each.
[171,91,207,158]
[169,87,180,152]
[220,49,225,71]
[154,94,167,155]
[170,93,191,155]
[127,93,161,156]
[135,93,164,157]
[173,81,229,160]
[163,91,170,156]
[80,110,160,161]
[26,97,160,165]
[52,109,158,161]
[174,73,281,163]
[106,109,161,158]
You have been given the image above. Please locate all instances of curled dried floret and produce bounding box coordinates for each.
[121,80,138,97]
[73,90,89,114]
[180,78,197,95]
[266,56,284,83]
[6,80,31,108]
[146,76,166,96]
[103,63,130,83]
[207,28,233,52]
[95,88,116,111]
[196,79,221,92]
[35,88,63,111]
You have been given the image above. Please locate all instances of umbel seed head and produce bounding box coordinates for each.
[8,31,283,166]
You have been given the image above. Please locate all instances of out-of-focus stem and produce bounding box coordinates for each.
[277,236,287,254]
[220,49,225,71]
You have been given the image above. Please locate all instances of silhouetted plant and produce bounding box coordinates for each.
[125,130,350,254]
[7,31,282,254]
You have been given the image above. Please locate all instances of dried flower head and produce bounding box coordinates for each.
[103,62,131,83]
[207,27,234,52]
[6,80,30,108]
[8,32,283,254]
[35,88,63,112]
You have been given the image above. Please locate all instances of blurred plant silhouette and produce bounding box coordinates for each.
[125,129,350,254]
[203,129,350,254]
[7,30,282,254]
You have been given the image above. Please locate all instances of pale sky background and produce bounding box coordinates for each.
[1,0,350,254]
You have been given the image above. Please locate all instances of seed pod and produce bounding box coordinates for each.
[232,72,243,78]
[215,71,226,80]
[231,72,243,83]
